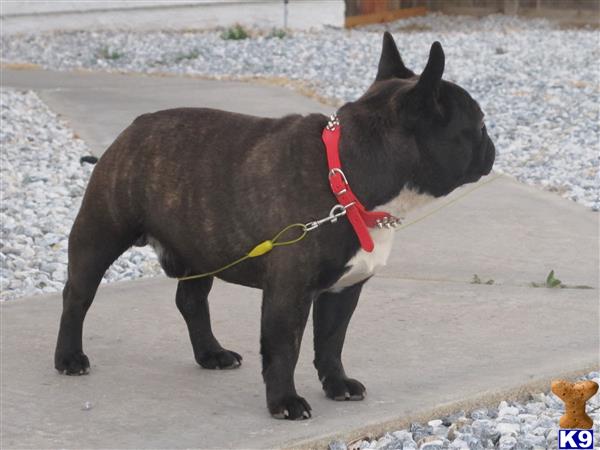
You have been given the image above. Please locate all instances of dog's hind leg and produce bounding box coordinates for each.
[176,277,242,369]
[54,213,134,375]
[313,283,366,401]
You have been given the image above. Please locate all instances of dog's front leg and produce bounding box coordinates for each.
[313,283,366,401]
[260,283,313,420]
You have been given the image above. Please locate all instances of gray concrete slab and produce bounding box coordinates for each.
[1,274,597,449]
[1,68,331,156]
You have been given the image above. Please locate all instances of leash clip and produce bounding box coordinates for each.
[304,203,354,232]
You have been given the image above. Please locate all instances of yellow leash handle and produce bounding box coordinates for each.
[177,223,307,281]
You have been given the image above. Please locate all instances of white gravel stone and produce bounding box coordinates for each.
[498,403,520,417]
[419,438,444,450]
[498,435,517,450]
[2,14,599,210]
[448,438,469,449]
[496,422,520,436]
[525,402,546,415]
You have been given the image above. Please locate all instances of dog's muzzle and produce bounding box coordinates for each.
[464,128,495,183]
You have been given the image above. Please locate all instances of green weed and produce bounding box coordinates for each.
[221,24,249,40]
[471,274,495,285]
[97,46,123,60]
[269,28,288,39]
[530,270,593,289]
[174,49,200,63]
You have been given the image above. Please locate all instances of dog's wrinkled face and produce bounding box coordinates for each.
[375,33,496,197]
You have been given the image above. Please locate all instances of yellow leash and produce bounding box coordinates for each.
[177,174,502,281]
[177,223,307,281]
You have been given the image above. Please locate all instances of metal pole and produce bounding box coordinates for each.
[283,0,289,29]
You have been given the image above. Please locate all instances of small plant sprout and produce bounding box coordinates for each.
[545,270,562,288]
[97,46,123,61]
[174,49,200,63]
[471,274,494,285]
[269,28,287,39]
[531,270,562,288]
[221,24,249,40]
[530,270,593,289]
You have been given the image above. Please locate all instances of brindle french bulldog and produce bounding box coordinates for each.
[55,33,495,420]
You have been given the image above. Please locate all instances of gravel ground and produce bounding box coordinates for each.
[0,89,162,300]
[2,13,599,209]
[328,371,600,450]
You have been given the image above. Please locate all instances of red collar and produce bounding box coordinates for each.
[322,114,400,253]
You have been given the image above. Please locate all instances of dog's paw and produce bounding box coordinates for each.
[269,394,312,420]
[197,349,242,370]
[322,376,366,401]
[55,350,90,375]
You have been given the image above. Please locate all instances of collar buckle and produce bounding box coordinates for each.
[328,168,349,196]
[328,168,348,184]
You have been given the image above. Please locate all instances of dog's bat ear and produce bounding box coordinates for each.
[375,32,415,81]
[399,42,445,124]
[416,41,445,94]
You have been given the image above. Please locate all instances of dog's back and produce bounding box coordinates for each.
[74,107,330,283]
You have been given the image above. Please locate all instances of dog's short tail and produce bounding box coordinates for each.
[80,155,98,165]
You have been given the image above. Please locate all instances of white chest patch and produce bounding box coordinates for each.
[329,187,435,292]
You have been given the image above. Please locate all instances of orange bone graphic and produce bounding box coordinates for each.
[551,380,598,429]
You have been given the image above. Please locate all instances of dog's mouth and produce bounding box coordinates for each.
[463,133,496,183]
[480,135,496,176]
[420,132,496,198]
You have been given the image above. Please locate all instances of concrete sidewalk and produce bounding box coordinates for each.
[1,68,598,449]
